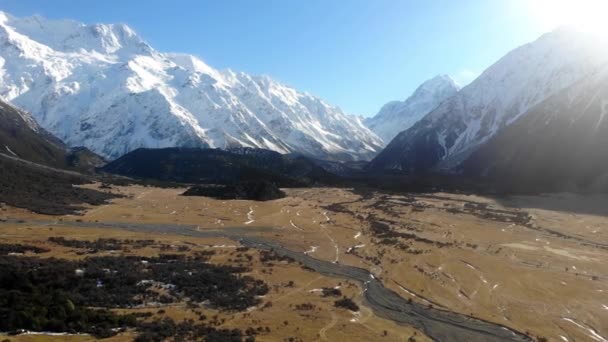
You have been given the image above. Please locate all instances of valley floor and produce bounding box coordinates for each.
[1,185,607,341]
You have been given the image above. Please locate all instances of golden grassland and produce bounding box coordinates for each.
[2,183,608,341]
[0,188,425,341]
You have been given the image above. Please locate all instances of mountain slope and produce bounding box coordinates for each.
[462,66,608,193]
[0,97,114,214]
[0,99,104,171]
[365,75,459,143]
[0,11,382,161]
[369,29,608,172]
[0,100,65,167]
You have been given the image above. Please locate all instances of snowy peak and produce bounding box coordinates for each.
[369,28,608,172]
[365,74,459,143]
[0,11,382,161]
[416,74,459,94]
[0,11,150,56]
[166,53,221,79]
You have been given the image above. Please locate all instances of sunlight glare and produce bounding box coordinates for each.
[527,0,608,36]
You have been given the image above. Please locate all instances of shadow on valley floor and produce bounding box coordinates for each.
[350,172,608,217]
[494,193,608,217]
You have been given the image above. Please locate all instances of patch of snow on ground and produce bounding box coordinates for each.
[304,246,318,255]
[562,318,608,342]
[289,220,302,231]
[244,206,254,225]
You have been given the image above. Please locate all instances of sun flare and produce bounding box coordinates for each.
[527,0,608,35]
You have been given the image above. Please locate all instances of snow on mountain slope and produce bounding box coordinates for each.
[462,65,608,193]
[365,75,459,143]
[0,11,382,161]
[369,28,608,172]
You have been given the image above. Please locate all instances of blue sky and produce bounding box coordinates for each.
[0,0,558,116]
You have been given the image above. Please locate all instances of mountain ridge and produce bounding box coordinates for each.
[365,75,459,143]
[368,28,608,173]
[0,11,382,161]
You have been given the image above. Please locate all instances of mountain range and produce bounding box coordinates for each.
[2,10,608,194]
[0,11,382,161]
[369,29,608,174]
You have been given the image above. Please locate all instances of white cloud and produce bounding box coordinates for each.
[451,69,481,87]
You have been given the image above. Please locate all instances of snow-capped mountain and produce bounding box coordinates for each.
[462,65,608,193]
[0,11,382,161]
[364,75,459,143]
[369,28,608,172]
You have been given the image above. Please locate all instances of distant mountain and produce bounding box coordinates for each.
[368,29,608,173]
[0,99,104,172]
[0,11,382,161]
[462,66,608,193]
[365,75,459,143]
[101,147,342,187]
[308,158,368,178]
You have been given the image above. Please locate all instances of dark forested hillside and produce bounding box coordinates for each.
[101,147,342,187]
[0,155,117,215]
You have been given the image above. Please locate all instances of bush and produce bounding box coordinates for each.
[334,297,359,312]
[0,253,269,337]
[182,181,286,201]
[0,243,49,255]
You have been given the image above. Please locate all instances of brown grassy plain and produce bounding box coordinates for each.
[2,183,607,341]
